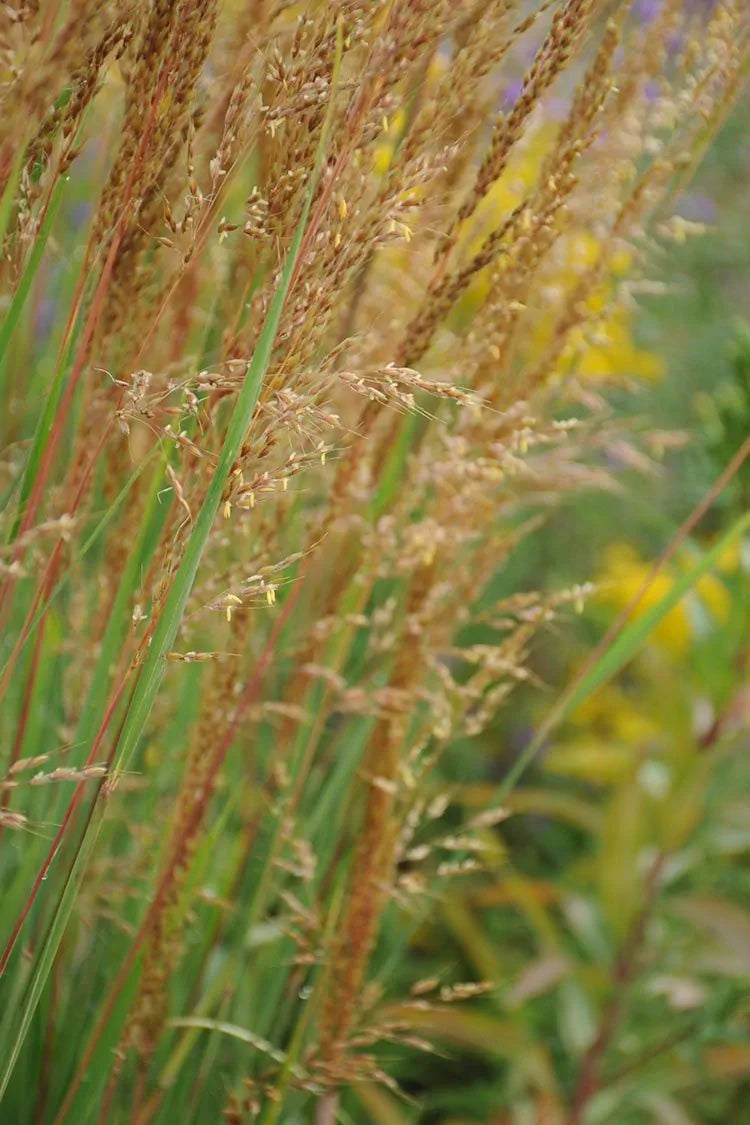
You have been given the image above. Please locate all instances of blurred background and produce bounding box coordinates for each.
[379,86,750,1125]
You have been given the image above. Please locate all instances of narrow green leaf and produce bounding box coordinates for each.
[557,512,750,724]
[167,1018,309,1078]
[6,306,84,544]
[0,176,65,370]
[496,511,750,800]
[0,148,24,252]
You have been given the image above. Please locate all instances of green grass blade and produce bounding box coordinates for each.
[496,510,750,800]
[167,1018,308,1078]
[107,207,315,789]
[6,450,157,673]
[0,177,65,371]
[0,148,24,252]
[5,308,84,544]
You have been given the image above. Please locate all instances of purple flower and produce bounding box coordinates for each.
[70,201,92,232]
[644,79,661,103]
[500,78,524,112]
[677,192,718,223]
[633,0,662,22]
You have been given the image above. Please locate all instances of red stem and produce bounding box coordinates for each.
[566,854,665,1124]
[0,62,172,625]
[0,668,133,976]
[54,576,304,1123]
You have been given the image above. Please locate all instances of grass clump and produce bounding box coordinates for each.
[0,1,748,1121]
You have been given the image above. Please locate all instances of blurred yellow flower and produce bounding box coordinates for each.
[545,738,638,783]
[573,682,660,744]
[597,542,730,657]
[387,123,663,386]
[574,309,665,381]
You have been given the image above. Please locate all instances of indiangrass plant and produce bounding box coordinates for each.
[0,1,747,1121]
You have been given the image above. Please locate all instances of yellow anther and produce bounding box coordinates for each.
[223,593,242,623]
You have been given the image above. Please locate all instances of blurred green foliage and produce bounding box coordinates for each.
[356,98,750,1125]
